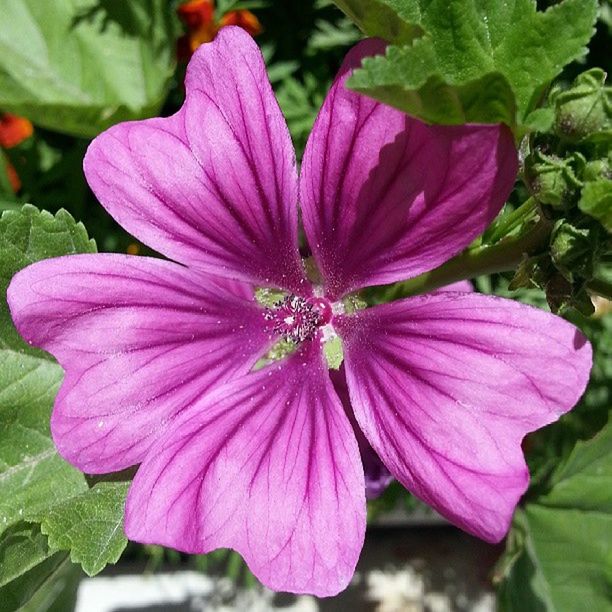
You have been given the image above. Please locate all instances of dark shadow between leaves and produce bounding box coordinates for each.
[70,0,143,37]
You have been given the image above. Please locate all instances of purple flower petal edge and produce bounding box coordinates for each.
[7,254,271,473]
[330,368,393,499]
[336,293,592,541]
[84,27,307,294]
[125,342,366,596]
[299,39,518,299]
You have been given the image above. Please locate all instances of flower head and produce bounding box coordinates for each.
[8,28,592,596]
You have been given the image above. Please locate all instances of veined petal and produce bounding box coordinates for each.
[335,293,592,542]
[125,342,365,596]
[300,40,517,299]
[84,27,306,294]
[7,254,270,473]
[330,368,393,499]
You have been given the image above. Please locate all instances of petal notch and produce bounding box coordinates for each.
[84,27,305,293]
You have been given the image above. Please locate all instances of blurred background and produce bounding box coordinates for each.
[0,1,610,611]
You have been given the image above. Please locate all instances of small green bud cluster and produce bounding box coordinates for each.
[516,69,612,314]
[551,69,611,143]
[525,149,585,209]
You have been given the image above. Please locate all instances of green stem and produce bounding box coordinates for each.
[382,216,552,300]
[586,278,612,301]
[487,197,539,244]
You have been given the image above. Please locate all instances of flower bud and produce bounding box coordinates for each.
[525,149,584,209]
[583,157,612,183]
[550,219,604,283]
[552,69,612,142]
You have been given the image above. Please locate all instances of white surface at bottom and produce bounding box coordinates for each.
[75,568,495,612]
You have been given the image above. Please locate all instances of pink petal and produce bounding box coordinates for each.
[330,368,393,499]
[84,27,306,294]
[7,254,271,473]
[335,293,592,541]
[436,280,473,293]
[125,342,365,596]
[299,40,518,299]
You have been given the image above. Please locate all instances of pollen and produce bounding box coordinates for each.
[264,295,332,343]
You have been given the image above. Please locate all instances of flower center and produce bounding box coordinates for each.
[264,295,333,343]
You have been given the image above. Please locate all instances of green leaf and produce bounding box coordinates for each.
[0,0,178,137]
[0,205,98,599]
[18,557,82,612]
[33,482,130,577]
[0,206,96,535]
[0,522,68,612]
[498,424,612,610]
[0,204,96,353]
[340,0,598,128]
[0,522,59,589]
[521,505,611,611]
[523,108,556,133]
[540,423,612,514]
[308,17,361,51]
[351,40,517,126]
[496,511,555,611]
[579,179,612,231]
[332,0,423,43]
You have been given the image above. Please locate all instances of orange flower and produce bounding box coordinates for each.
[219,9,262,37]
[0,113,32,193]
[5,160,21,193]
[177,0,262,60]
[0,113,33,149]
[177,0,215,30]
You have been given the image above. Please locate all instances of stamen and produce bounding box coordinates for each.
[264,294,332,343]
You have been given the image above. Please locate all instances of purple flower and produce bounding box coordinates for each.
[8,28,592,596]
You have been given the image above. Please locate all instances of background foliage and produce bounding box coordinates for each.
[0,0,609,610]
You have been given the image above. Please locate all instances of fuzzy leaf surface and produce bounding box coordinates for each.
[33,482,130,576]
[338,0,598,128]
[498,423,612,611]
[0,522,68,612]
[0,206,98,601]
